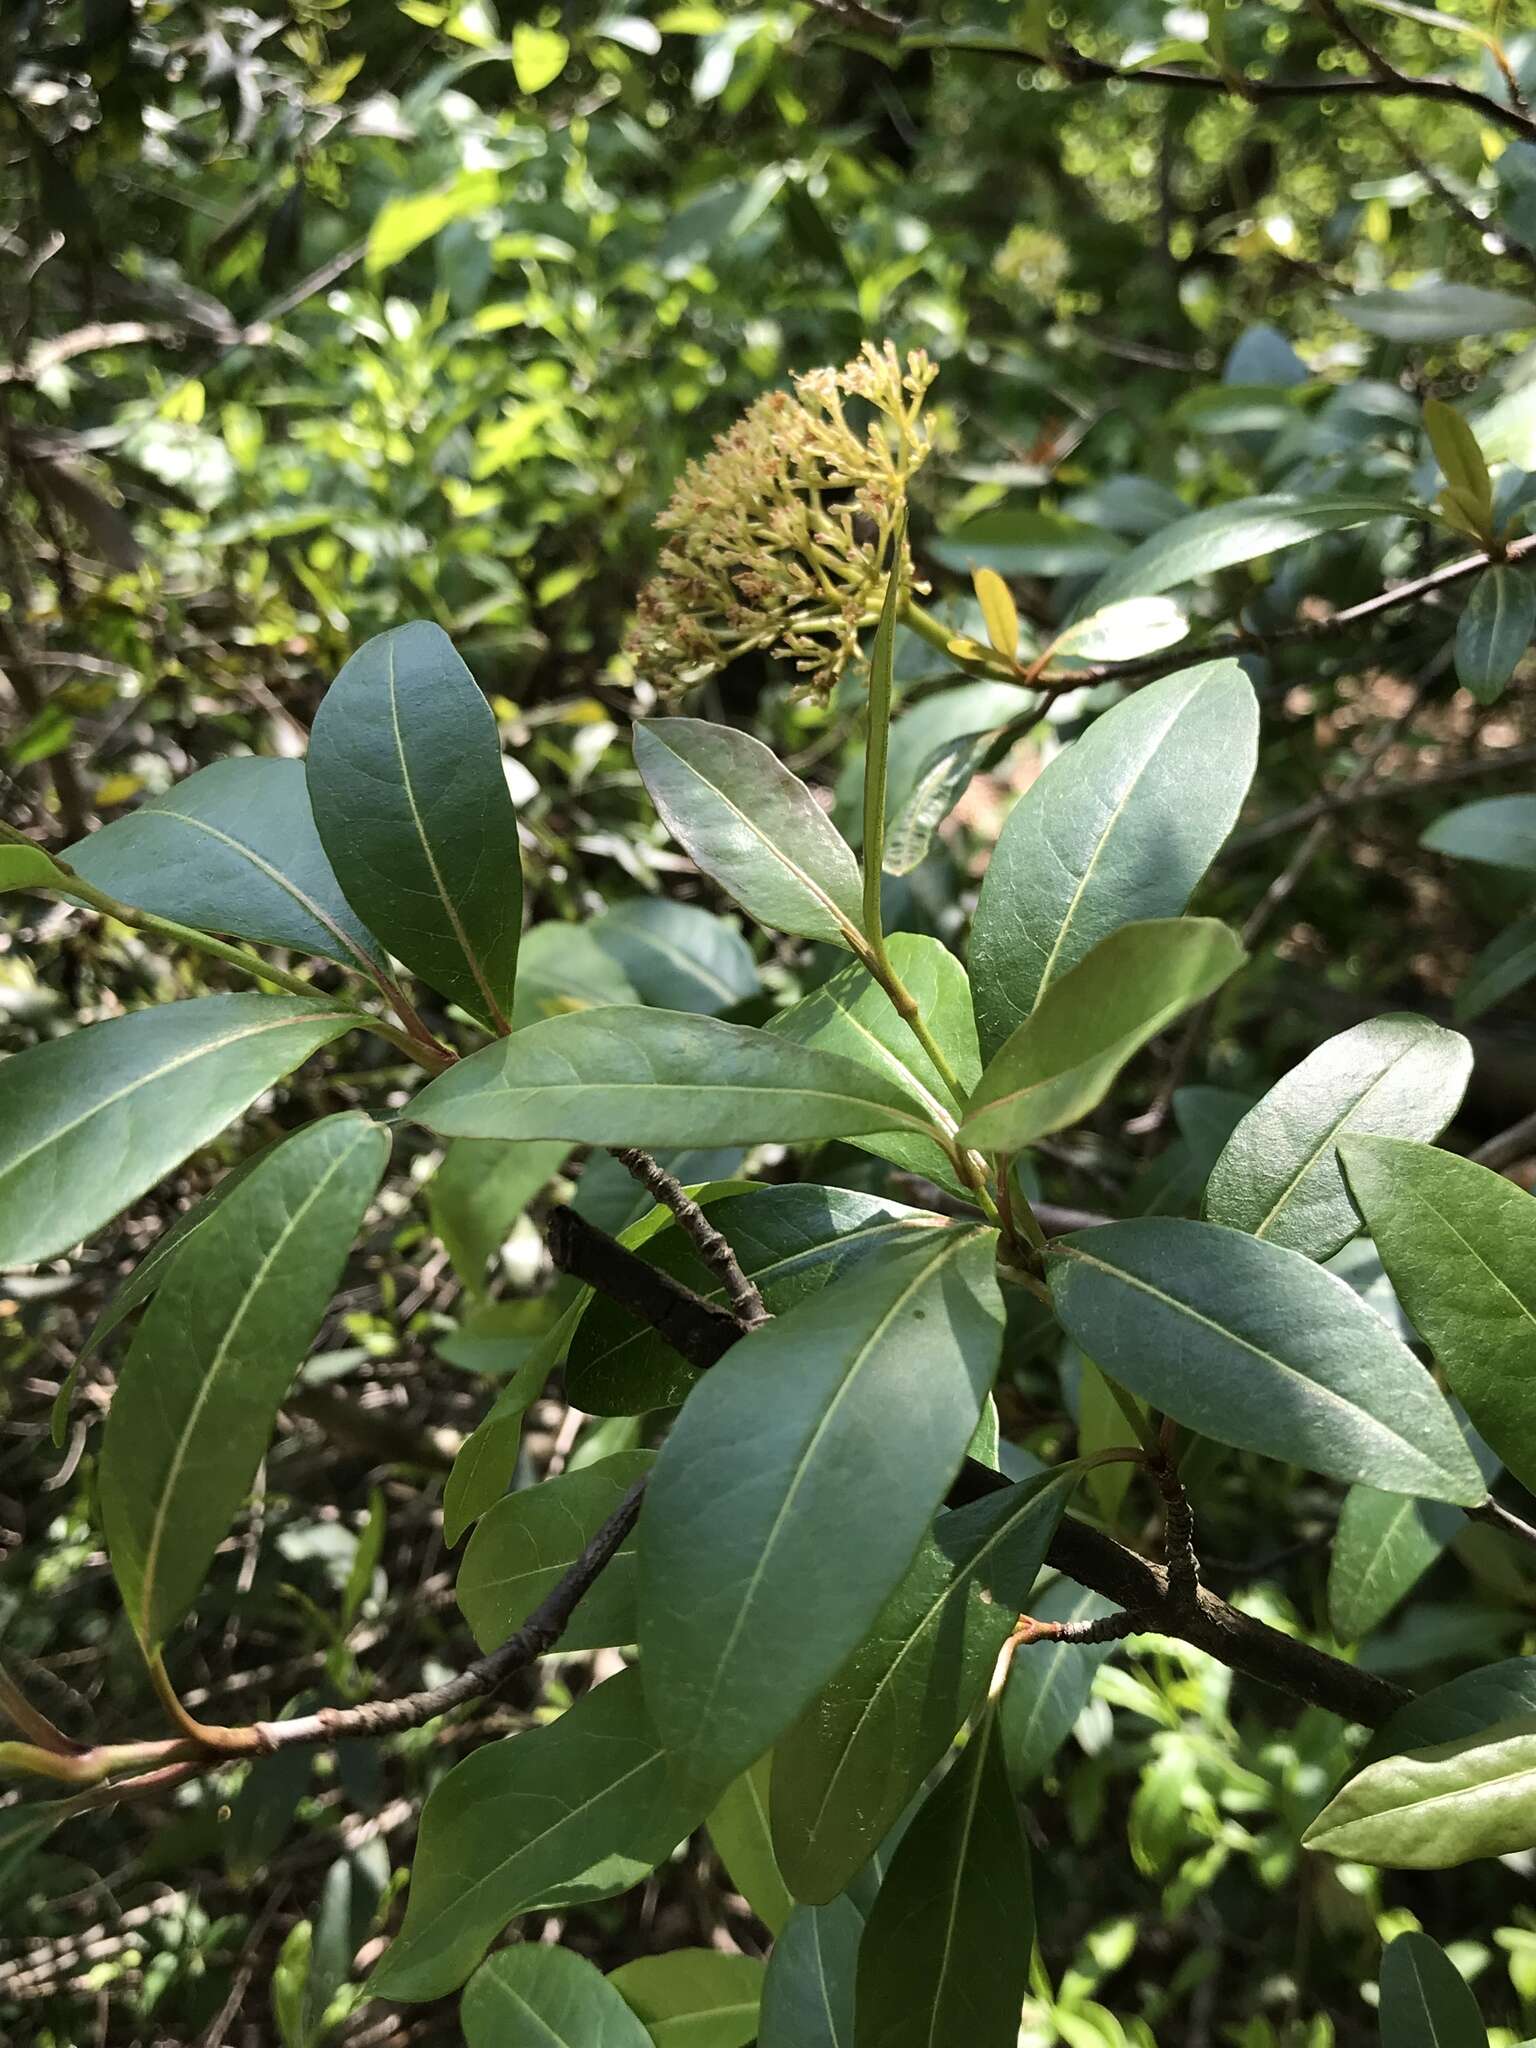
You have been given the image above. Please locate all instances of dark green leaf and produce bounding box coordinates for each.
[773,1467,1075,1903]
[589,899,759,1015]
[1304,1715,1536,1868]
[854,1710,1032,2048]
[970,663,1257,1059]
[1084,496,1408,609]
[100,1112,388,1646]
[457,1451,653,1653]
[1205,1017,1471,1261]
[429,1138,568,1299]
[66,758,383,972]
[1379,1931,1488,2048]
[758,1897,862,2048]
[371,1668,707,2002]
[1047,1218,1485,1503]
[407,1008,938,1150]
[307,622,522,1026]
[708,1756,793,1934]
[461,1945,651,2048]
[1456,914,1536,1022]
[959,919,1244,1152]
[634,719,865,949]
[608,1951,765,2048]
[1422,795,1536,873]
[1367,1658,1536,1764]
[1328,1485,1464,1642]
[639,1224,1004,1804]
[1339,1136,1536,1496]
[567,1186,950,1416]
[999,1577,1117,1787]
[1456,567,1535,704]
[768,934,979,1189]
[0,994,355,1267]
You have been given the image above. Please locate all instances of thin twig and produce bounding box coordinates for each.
[1231,742,1536,854]
[1470,1107,1536,1172]
[612,1149,771,1326]
[1471,1496,1536,1554]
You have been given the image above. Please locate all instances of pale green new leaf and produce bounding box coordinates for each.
[707,1756,793,1934]
[608,1951,764,2048]
[428,1138,569,1300]
[101,1112,388,1647]
[0,841,70,894]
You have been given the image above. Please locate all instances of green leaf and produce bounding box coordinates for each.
[1047,1219,1485,1504]
[1366,1658,1536,1764]
[407,1007,938,1150]
[608,1951,764,2048]
[1204,1017,1472,1262]
[1043,595,1189,668]
[1456,913,1536,1022]
[371,1668,707,2002]
[462,1945,650,2048]
[853,1709,1032,2048]
[307,622,522,1028]
[366,168,501,273]
[861,681,1035,851]
[444,1291,591,1544]
[1328,1485,1464,1642]
[1379,1931,1488,2048]
[511,22,569,94]
[457,1450,653,1653]
[1339,1136,1536,1496]
[1304,1714,1536,1868]
[1337,282,1536,342]
[429,1138,568,1299]
[513,921,639,1028]
[1424,399,1495,520]
[862,540,904,929]
[973,568,1019,662]
[100,1112,388,1646]
[969,661,1258,1059]
[998,1577,1117,1788]
[768,935,979,1190]
[1423,795,1536,873]
[0,993,355,1268]
[635,719,865,949]
[773,1467,1076,1903]
[708,1756,793,1934]
[0,840,70,894]
[758,1896,862,2048]
[882,725,1001,878]
[567,1187,950,1416]
[638,1224,1004,1804]
[588,899,759,1015]
[65,758,384,973]
[958,919,1244,1152]
[1083,496,1408,609]
[1456,566,1535,705]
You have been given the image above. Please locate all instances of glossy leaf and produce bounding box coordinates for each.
[959,919,1244,1152]
[457,1451,653,1654]
[371,1668,706,2002]
[1304,1715,1536,1868]
[1339,1136,1536,1496]
[1456,566,1535,704]
[1367,1658,1536,1764]
[758,1896,862,2048]
[1083,495,1407,609]
[608,1951,764,2048]
[970,661,1258,1058]
[407,1007,937,1151]
[1378,1931,1488,2048]
[1205,1016,1471,1262]
[639,1224,1004,1804]
[66,757,383,972]
[589,898,759,1015]
[0,994,355,1267]
[854,1710,1032,2048]
[768,934,979,1188]
[708,1757,793,1934]
[1456,914,1536,1022]
[1047,1219,1485,1504]
[428,1138,568,1299]
[567,1187,951,1416]
[1044,595,1189,667]
[634,718,865,949]
[461,1946,650,2048]
[999,1577,1118,1788]
[307,621,522,1026]
[1328,1485,1463,1642]
[1422,795,1536,873]
[773,1467,1076,1903]
[101,1112,387,1646]
[973,567,1019,661]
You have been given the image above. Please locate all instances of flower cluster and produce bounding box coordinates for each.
[627,342,937,700]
